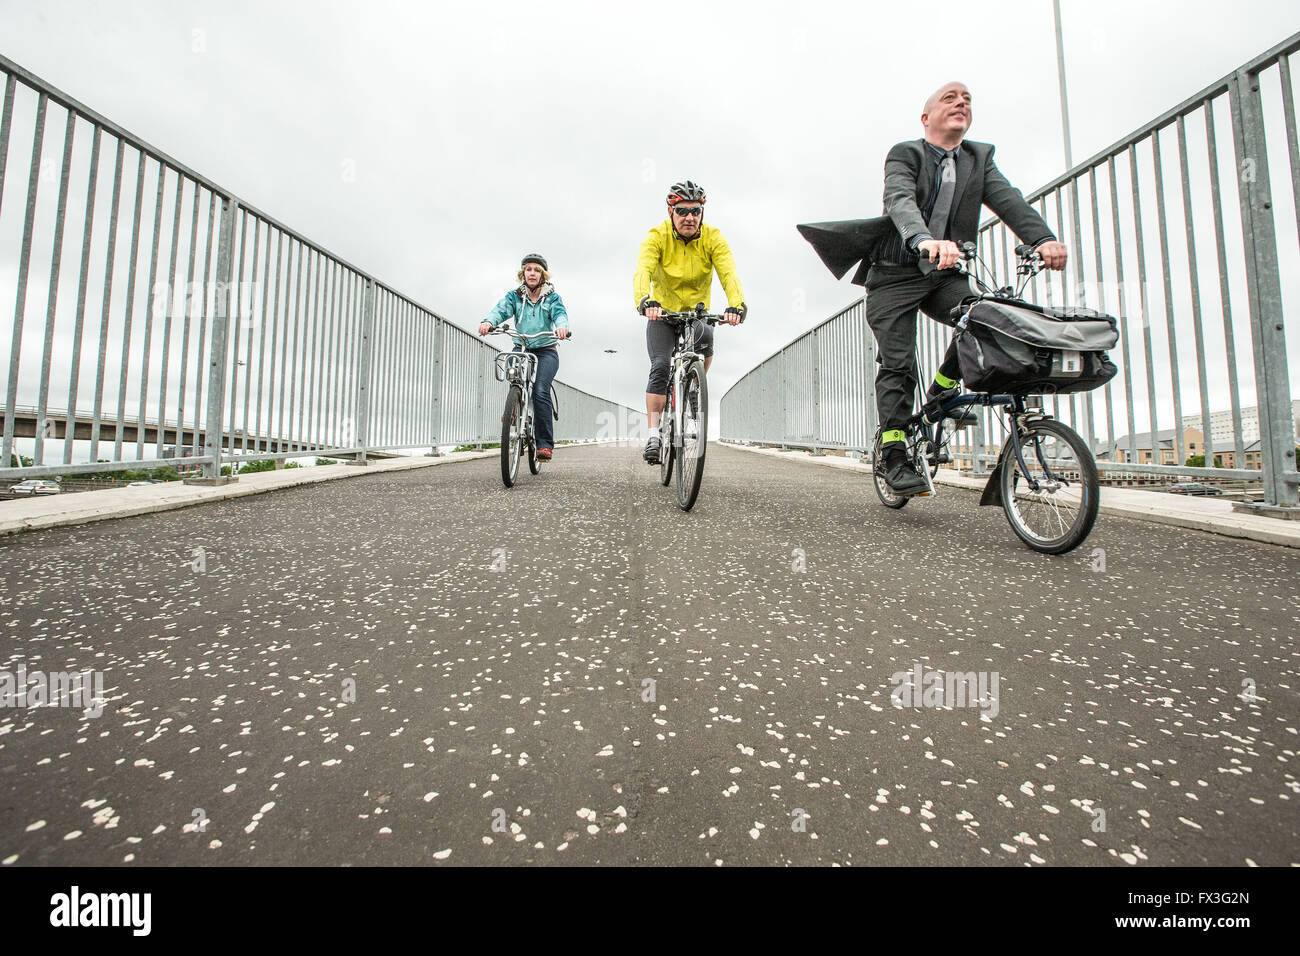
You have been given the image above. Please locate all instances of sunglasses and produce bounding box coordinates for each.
[673,206,703,217]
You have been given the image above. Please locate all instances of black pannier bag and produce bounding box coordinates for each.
[953,299,1119,395]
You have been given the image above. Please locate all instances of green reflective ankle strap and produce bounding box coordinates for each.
[933,372,959,390]
[882,429,906,445]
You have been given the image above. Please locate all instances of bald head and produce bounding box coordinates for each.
[923,81,968,114]
[921,81,971,147]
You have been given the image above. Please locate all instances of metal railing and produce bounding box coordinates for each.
[0,54,630,483]
[722,32,1300,508]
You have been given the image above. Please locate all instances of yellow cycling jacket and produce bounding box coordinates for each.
[633,220,746,313]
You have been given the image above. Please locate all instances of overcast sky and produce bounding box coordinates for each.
[2,0,1299,414]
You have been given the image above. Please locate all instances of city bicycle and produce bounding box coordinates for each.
[489,327,569,488]
[870,244,1103,554]
[655,305,733,512]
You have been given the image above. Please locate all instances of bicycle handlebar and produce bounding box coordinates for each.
[487,326,573,341]
[656,304,741,325]
[953,241,1043,297]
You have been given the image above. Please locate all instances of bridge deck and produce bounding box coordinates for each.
[1,443,1295,865]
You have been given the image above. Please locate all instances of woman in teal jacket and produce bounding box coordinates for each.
[478,253,571,460]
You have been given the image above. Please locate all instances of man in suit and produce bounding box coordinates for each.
[800,81,1068,495]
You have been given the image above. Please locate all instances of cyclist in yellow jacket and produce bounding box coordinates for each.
[634,180,747,464]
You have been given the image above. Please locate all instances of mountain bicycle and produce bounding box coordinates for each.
[655,304,733,512]
[489,327,569,488]
[870,243,1103,554]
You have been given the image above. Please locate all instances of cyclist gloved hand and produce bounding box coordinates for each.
[639,296,663,320]
[724,303,747,325]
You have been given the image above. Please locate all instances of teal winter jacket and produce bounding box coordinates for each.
[484,283,570,348]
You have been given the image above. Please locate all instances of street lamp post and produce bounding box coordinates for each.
[604,349,618,441]
[1053,0,1073,168]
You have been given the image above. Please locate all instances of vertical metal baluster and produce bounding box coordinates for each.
[155,173,184,459]
[287,242,304,453]
[1088,164,1114,454]
[134,161,166,462]
[174,179,201,461]
[354,279,375,461]
[372,288,386,449]
[1108,156,1139,466]
[253,222,272,455]
[430,312,443,451]
[3,92,46,469]
[1176,112,1215,472]
[64,125,102,463]
[1152,126,1186,467]
[1278,54,1300,251]
[326,266,344,449]
[335,269,353,450]
[383,292,398,448]
[0,74,16,218]
[34,109,75,465]
[1230,68,1295,506]
[199,197,237,480]
[325,261,342,448]
[89,139,124,462]
[112,150,148,462]
[225,209,248,460]
[267,231,284,454]
[1130,144,1160,464]
[276,236,294,454]
[309,256,329,450]
[192,192,216,459]
[305,249,323,452]
[400,299,413,448]
[240,217,260,456]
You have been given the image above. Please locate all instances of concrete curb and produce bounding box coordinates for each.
[719,441,1300,550]
[0,451,498,538]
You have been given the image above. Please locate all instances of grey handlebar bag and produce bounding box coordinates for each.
[954,299,1119,395]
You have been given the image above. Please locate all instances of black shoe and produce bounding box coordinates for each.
[643,436,661,464]
[882,448,927,495]
[922,386,977,427]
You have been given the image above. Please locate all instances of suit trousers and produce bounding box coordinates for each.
[864,264,973,438]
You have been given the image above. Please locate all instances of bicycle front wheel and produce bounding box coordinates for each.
[527,406,540,475]
[500,386,523,488]
[1000,417,1099,554]
[675,362,707,511]
[659,396,675,487]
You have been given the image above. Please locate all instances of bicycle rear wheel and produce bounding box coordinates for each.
[1000,417,1099,554]
[675,362,707,511]
[500,386,523,488]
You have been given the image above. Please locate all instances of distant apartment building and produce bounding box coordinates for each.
[1097,428,1262,469]
[1179,399,1300,445]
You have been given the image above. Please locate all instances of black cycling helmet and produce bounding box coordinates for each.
[666,181,707,206]
[521,253,548,270]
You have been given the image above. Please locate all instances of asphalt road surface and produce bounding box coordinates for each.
[1,443,1296,866]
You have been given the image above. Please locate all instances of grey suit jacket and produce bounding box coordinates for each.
[797,138,1055,286]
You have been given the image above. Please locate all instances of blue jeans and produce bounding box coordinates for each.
[527,346,559,450]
